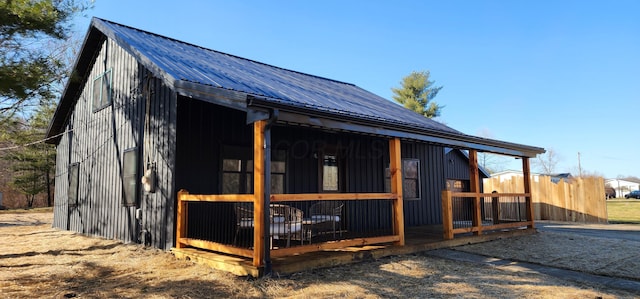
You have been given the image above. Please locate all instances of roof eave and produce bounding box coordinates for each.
[46,24,105,144]
[247,95,545,158]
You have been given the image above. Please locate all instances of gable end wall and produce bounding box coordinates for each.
[52,37,177,249]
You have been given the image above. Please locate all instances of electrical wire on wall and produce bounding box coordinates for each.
[141,72,156,194]
[138,71,156,246]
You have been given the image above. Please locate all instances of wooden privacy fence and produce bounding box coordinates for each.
[483,176,607,223]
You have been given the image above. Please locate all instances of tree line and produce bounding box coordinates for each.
[0,0,90,208]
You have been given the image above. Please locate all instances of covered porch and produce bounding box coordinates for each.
[172,221,535,277]
[171,101,539,276]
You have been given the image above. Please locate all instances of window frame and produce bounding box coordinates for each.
[92,69,113,112]
[68,163,80,206]
[122,147,139,207]
[318,147,344,193]
[220,146,287,194]
[384,158,422,200]
[402,158,421,200]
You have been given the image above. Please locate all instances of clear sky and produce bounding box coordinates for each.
[72,0,639,179]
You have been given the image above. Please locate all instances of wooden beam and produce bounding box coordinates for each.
[172,247,260,277]
[453,221,533,234]
[270,235,401,257]
[468,150,482,236]
[176,189,188,248]
[253,120,266,267]
[522,157,535,229]
[441,190,454,240]
[179,238,254,258]
[450,192,531,198]
[179,194,255,202]
[389,138,405,246]
[271,193,396,201]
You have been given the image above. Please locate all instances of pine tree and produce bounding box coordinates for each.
[391,71,443,118]
[0,0,90,120]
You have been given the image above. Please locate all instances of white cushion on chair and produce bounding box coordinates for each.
[239,218,254,228]
[310,215,340,223]
[238,219,302,233]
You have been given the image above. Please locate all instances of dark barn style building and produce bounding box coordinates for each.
[46,18,544,275]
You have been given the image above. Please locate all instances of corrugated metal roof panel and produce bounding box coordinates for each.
[97,18,460,135]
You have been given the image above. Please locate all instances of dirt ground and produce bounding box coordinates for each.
[1,211,639,299]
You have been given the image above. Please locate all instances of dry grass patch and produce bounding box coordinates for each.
[1,212,638,298]
[455,230,640,281]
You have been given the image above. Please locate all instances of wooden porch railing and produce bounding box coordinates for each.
[175,191,404,264]
[175,122,406,268]
[441,190,535,240]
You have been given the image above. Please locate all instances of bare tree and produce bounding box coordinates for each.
[475,129,510,174]
[533,148,561,175]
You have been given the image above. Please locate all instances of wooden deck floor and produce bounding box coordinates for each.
[171,226,536,277]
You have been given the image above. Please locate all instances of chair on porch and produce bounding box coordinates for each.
[234,203,255,246]
[269,204,304,248]
[234,203,304,248]
[308,201,343,238]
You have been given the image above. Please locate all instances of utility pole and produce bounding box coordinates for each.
[577,152,582,177]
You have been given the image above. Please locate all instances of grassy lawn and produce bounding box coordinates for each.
[607,199,640,224]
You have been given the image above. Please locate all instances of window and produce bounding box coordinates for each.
[403,159,420,199]
[122,148,139,206]
[222,157,253,194]
[322,154,339,192]
[271,150,287,194]
[221,146,286,194]
[92,69,112,112]
[446,179,469,192]
[385,159,421,200]
[68,163,80,206]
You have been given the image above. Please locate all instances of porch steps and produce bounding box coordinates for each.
[171,227,536,277]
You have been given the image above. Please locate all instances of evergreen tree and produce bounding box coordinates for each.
[391,71,443,118]
[0,0,90,121]
[2,103,56,208]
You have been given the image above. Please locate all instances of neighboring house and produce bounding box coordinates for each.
[605,179,640,198]
[444,148,491,221]
[45,18,544,264]
[444,148,490,191]
[490,170,572,184]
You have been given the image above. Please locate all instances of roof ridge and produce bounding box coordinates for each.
[95,17,356,87]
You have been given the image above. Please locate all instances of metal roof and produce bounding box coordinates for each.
[95,18,459,134]
[47,18,545,157]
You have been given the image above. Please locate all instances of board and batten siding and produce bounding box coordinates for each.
[402,142,447,226]
[52,38,177,249]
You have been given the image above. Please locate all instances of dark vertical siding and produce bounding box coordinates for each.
[444,149,487,193]
[402,142,447,226]
[272,126,391,232]
[175,97,251,244]
[445,149,473,181]
[52,38,177,249]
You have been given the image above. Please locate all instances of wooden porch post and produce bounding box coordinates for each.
[389,138,405,246]
[253,120,266,267]
[468,150,482,235]
[441,190,454,240]
[522,157,535,229]
[176,189,188,248]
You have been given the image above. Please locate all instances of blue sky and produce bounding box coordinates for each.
[73,1,639,178]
